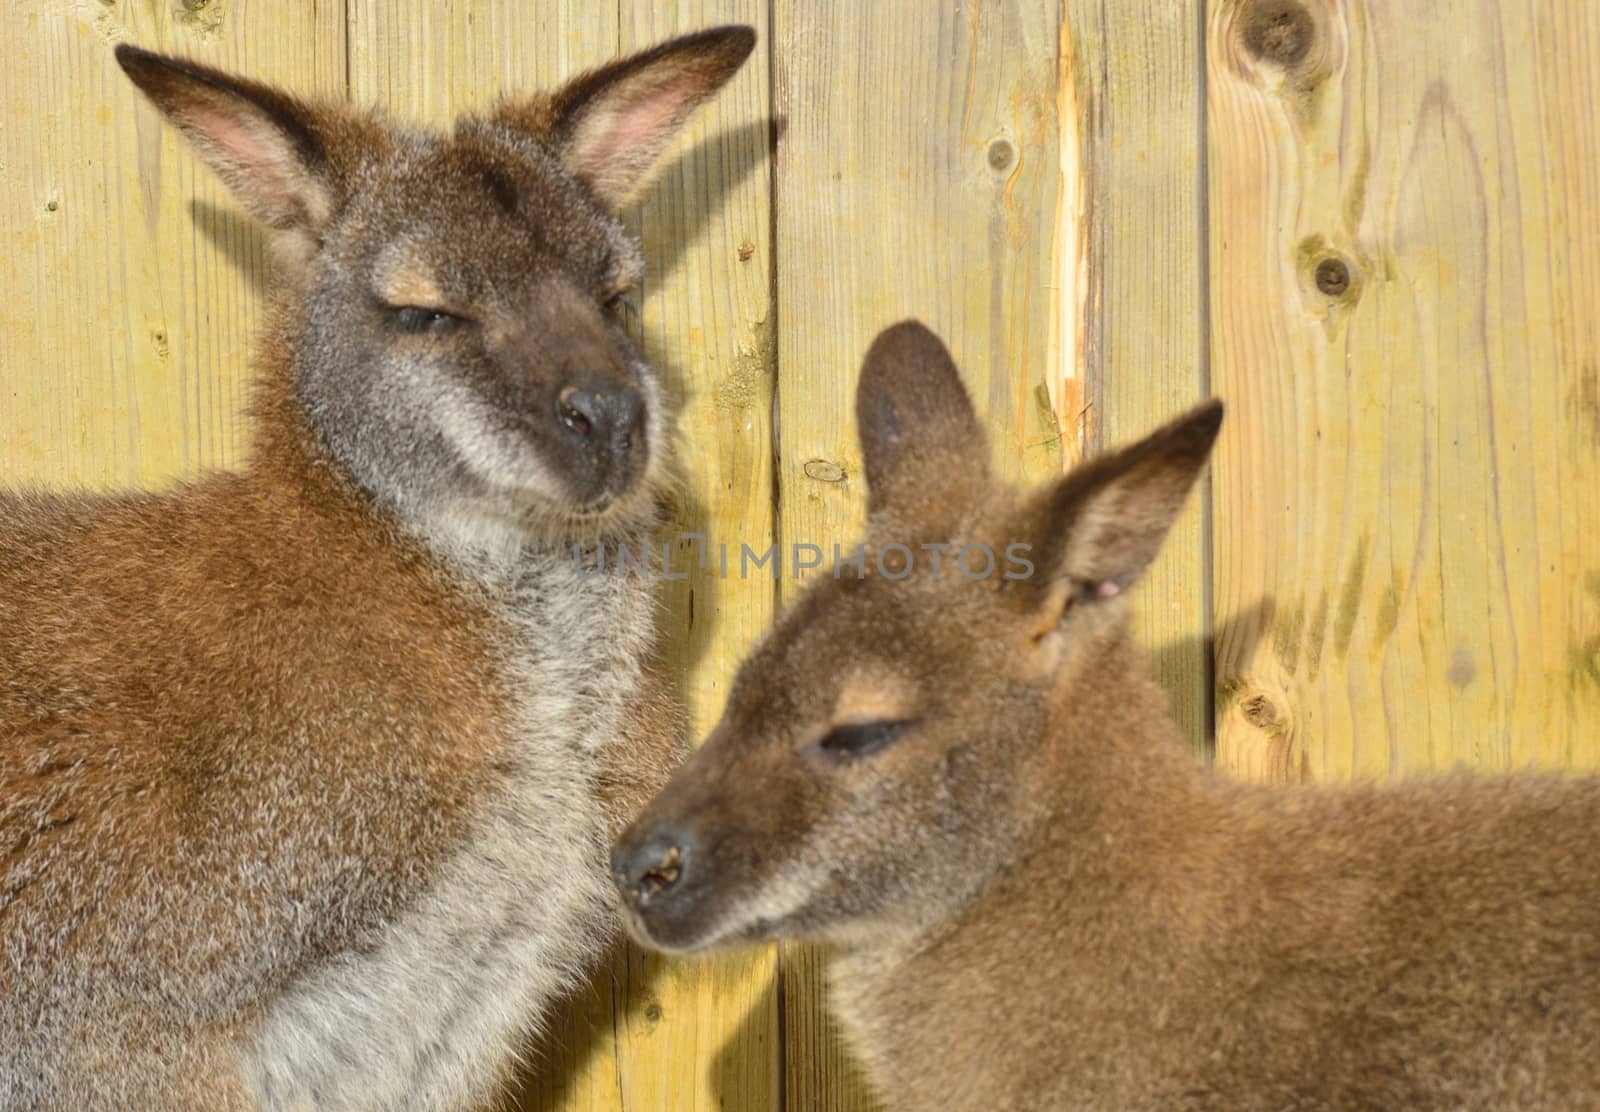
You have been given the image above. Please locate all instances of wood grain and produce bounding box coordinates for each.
[1064,0,1211,751]
[0,0,344,488]
[771,1,1063,1106]
[1207,0,1600,782]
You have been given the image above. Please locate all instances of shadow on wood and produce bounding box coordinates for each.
[1148,596,1275,762]
[637,119,779,292]
[190,199,272,301]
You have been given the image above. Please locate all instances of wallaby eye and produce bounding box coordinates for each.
[391,306,464,335]
[603,291,638,320]
[815,719,914,761]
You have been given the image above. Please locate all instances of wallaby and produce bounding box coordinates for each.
[614,320,1600,1111]
[0,27,754,1110]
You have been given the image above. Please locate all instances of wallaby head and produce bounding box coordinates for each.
[612,321,1222,953]
[114,27,754,546]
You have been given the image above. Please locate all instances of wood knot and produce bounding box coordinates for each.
[737,241,755,262]
[1240,0,1315,67]
[644,1001,664,1023]
[987,139,1015,172]
[1314,256,1350,297]
[1241,694,1282,731]
[1295,237,1360,307]
[803,459,846,483]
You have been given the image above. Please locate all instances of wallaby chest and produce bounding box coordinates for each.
[244,543,657,1109]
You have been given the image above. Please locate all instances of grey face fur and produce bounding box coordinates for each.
[295,123,660,544]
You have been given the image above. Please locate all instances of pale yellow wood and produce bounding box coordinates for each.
[1207,0,1600,783]
[771,2,1063,1106]
[0,1,343,488]
[343,3,779,1109]
[1063,0,1210,750]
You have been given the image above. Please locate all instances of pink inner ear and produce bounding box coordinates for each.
[567,76,704,200]
[1097,580,1122,599]
[190,103,273,168]
[604,81,694,151]
[183,102,311,219]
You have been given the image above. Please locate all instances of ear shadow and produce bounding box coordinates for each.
[630,340,729,688]
[631,117,782,286]
[188,199,271,299]
[1146,594,1276,763]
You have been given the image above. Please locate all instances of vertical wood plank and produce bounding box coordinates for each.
[771,2,1062,1106]
[344,2,777,1108]
[1064,0,1210,749]
[585,8,779,1110]
[347,0,612,127]
[1207,0,1600,783]
[0,1,344,488]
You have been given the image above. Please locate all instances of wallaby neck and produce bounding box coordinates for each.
[246,334,363,514]
[1022,625,1211,875]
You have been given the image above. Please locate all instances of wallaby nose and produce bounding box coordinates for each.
[557,377,643,456]
[612,828,694,911]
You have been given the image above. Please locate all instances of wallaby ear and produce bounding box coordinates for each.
[541,25,756,210]
[856,321,990,519]
[1018,399,1223,614]
[115,46,335,247]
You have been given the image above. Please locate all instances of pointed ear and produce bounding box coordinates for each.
[115,46,335,250]
[540,25,756,210]
[1017,400,1222,611]
[855,321,990,519]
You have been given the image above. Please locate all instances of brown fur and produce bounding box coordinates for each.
[2,27,752,1110]
[616,320,1600,1110]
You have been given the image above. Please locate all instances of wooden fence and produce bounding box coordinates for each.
[2,0,1596,1108]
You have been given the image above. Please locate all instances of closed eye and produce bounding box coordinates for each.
[603,291,638,320]
[390,305,468,335]
[815,719,916,761]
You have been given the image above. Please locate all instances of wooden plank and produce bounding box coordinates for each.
[345,2,778,1108]
[575,6,780,1107]
[1064,0,1210,751]
[0,1,344,489]
[347,0,611,127]
[1207,0,1600,784]
[771,2,1062,1106]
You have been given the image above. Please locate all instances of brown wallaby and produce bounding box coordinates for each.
[0,27,753,1110]
[614,320,1600,1111]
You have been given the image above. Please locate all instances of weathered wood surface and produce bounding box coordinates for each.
[0,1,343,488]
[1065,0,1211,751]
[1207,0,1600,783]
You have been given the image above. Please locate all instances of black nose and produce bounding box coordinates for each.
[558,376,643,456]
[612,828,694,911]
